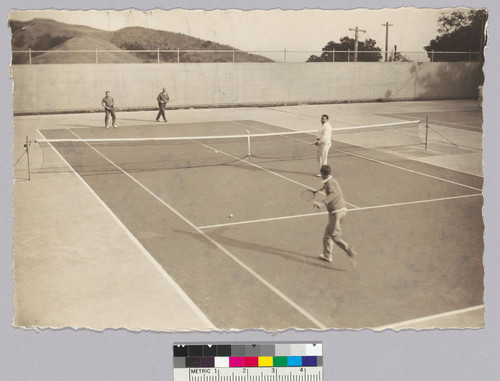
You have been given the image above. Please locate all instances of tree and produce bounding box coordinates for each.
[424,9,487,62]
[307,36,382,62]
[388,50,411,62]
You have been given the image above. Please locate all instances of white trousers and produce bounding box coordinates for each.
[317,143,331,169]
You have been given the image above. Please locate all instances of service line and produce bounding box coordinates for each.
[198,193,482,230]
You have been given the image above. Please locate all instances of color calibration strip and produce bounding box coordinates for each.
[173,343,322,381]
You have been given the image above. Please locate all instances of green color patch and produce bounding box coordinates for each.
[273,357,288,367]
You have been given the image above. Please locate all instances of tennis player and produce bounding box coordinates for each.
[102,91,117,128]
[156,87,170,122]
[313,165,357,264]
[314,114,333,177]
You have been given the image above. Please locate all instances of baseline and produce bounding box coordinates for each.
[374,305,484,331]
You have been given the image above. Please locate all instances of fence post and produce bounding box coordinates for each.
[232,49,235,63]
[28,48,32,64]
[157,48,160,64]
[177,48,180,63]
[95,48,98,64]
[284,49,287,63]
[425,116,429,151]
[332,49,335,62]
[431,50,434,62]
[25,136,31,180]
[348,49,350,62]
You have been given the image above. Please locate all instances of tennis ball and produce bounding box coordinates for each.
[229,213,233,218]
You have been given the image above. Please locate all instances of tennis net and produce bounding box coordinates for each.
[19,120,427,179]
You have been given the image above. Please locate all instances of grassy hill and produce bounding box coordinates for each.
[10,18,273,64]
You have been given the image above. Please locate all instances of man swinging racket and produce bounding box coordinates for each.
[313,165,357,265]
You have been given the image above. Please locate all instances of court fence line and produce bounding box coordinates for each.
[11,48,483,64]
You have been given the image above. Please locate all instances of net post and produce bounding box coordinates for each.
[425,116,429,151]
[25,136,31,181]
[246,130,252,161]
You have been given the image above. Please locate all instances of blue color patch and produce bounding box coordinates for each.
[287,356,302,366]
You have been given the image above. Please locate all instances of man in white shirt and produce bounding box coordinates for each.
[314,114,333,177]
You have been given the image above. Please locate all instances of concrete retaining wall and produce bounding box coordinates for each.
[11,62,483,114]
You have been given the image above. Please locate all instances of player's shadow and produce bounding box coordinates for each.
[173,228,348,272]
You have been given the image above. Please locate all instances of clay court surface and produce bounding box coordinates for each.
[12,100,484,331]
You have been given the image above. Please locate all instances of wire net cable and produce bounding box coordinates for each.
[27,120,423,177]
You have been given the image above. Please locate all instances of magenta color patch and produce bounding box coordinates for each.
[229,357,244,367]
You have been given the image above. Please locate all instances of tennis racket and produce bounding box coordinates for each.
[300,189,318,201]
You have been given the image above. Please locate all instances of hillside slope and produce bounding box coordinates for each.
[110,26,273,63]
[34,36,143,64]
[10,18,273,64]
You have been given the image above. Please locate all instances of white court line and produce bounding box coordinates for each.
[376,105,481,114]
[427,118,483,130]
[334,146,482,191]
[33,129,318,143]
[200,211,327,230]
[229,120,318,144]
[373,305,484,331]
[38,128,215,329]
[193,136,361,209]
[227,119,482,203]
[65,130,328,330]
[229,120,482,194]
[198,193,482,230]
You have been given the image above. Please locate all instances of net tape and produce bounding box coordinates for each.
[25,120,426,176]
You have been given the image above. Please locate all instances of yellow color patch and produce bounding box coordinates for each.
[258,356,274,367]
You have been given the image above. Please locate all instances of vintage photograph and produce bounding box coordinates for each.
[10,7,485,331]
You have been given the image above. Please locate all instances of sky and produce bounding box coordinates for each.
[8,7,476,62]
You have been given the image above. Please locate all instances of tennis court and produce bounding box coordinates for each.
[13,99,484,330]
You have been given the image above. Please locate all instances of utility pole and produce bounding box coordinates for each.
[349,26,366,62]
[382,22,393,62]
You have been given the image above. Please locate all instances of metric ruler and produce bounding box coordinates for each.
[173,343,322,381]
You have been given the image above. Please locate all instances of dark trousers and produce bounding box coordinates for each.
[105,108,116,126]
[156,102,167,121]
